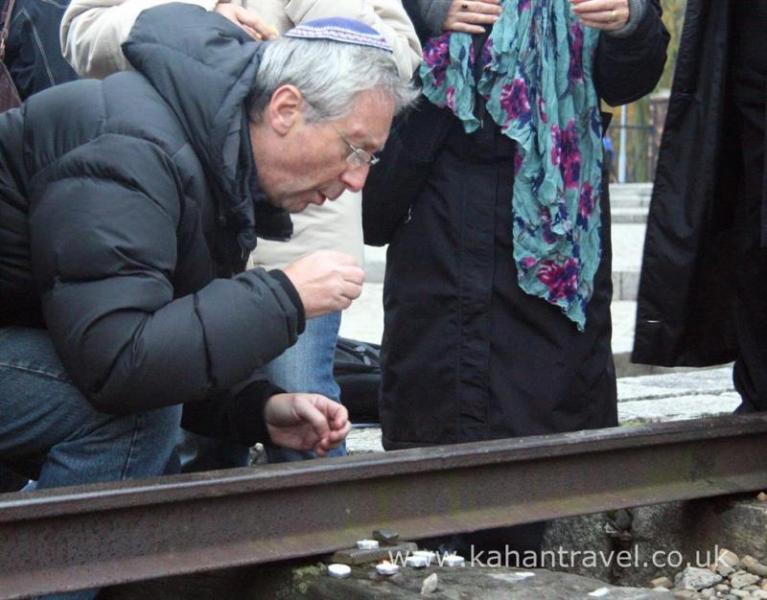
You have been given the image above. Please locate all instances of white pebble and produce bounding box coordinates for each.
[356,539,380,550]
[421,573,438,595]
[413,550,436,565]
[327,563,351,579]
[376,561,399,576]
[442,554,466,568]
[406,555,429,569]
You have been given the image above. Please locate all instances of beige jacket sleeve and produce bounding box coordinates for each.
[60,0,241,78]
[283,0,421,79]
[62,0,420,80]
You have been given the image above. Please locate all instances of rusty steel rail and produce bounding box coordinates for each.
[3,414,767,598]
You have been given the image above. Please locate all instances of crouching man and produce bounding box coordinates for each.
[0,7,415,490]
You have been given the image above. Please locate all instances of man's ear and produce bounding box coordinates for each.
[266,84,303,135]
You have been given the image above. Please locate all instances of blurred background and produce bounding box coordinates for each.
[603,0,685,183]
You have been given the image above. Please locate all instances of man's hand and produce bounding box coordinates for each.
[265,393,351,456]
[214,3,279,40]
[282,251,365,318]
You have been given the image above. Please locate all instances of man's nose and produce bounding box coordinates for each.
[340,164,370,193]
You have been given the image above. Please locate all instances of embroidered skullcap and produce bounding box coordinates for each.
[284,17,393,53]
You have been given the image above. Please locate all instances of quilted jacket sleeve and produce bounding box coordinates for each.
[30,134,301,415]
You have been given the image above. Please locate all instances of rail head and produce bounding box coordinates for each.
[2,414,766,521]
[3,414,767,599]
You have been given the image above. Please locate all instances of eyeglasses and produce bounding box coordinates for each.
[331,125,381,168]
[302,97,381,168]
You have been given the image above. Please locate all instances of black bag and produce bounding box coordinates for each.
[333,337,381,423]
[0,0,20,113]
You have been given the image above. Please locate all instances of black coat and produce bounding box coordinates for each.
[0,5,302,444]
[364,3,669,449]
[633,0,749,367]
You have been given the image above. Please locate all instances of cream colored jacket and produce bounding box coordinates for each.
[61,0,421,268]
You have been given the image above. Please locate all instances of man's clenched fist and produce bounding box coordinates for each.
[281,250,364,318]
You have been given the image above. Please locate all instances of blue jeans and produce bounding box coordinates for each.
[0,327,181,600]
[264,311,346,462]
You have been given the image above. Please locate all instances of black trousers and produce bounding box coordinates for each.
[731,1,767,410]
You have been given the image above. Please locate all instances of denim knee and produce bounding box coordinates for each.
[0,327,182,487]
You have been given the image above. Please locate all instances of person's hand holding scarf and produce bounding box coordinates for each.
[441,0,502,34]
[571,0,630,31]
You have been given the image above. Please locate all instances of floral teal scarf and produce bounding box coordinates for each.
[420,0,603,331]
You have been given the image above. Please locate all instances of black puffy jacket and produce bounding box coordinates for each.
[0,5,303,443]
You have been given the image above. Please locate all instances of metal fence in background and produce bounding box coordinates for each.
[605,90,670,184]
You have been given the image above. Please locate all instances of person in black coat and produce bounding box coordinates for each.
[363,0,668,554]
[365,0,668,448]
[634,0,767,413]
[0,7,414,493]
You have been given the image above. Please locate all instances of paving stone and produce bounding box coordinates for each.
[616,367,738,423]
[618,368,735,400]
[611,209,648,224]
[347,426,384,453]
[614,270,640,301]
[618,393,741,423]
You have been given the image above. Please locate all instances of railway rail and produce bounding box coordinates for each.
[3,414,767,599]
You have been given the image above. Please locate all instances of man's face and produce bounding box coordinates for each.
[253,89,395,213]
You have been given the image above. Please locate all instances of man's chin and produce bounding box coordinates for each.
[278,197,310,213]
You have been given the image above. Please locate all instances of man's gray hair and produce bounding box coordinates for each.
[247,36,418,122]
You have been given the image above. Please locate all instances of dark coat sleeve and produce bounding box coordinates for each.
[181,379,283,446]
[594,0,670,106]
[402,0,451,42]
[30,135,301,415]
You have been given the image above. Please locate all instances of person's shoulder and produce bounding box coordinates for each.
[96,73,190,152]
[24,76,190,180]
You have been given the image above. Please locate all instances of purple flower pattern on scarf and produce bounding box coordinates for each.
[537,258,580,302]
[422,33,451,88]
[568,23,584,82]
[500,79,532,124]
[558,120,581,189]
[577,182,595,228]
